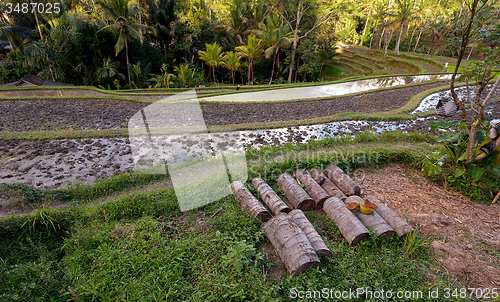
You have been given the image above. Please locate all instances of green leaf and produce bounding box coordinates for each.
[475,130,485,144]
[454,167,465,178]
[457,151,469,162]
[471,166,485,181]
[426,120,459,130]
[423,164,442,177]
[437,132,452,142]
[458,122,467,129]
[487,163,500,176]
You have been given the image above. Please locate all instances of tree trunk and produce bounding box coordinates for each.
[413,30,422,52]
[345,196,396,241]
[466,45,474,60]
[407,28,416,52]
[309,168,347,201]
[395,23,405,55]
[288,1,303,83]
[289,209,332,257]
[325,165,361,196]
[125,38,132,87]
[295,169,329,209]
[384,27,394,55]
[262,215,321,277]
[450,0,480,121]
[212,66,216,85]
[231,181,271,222]
[247,61,252,85]
[378,27,385,49]
[269,49,277,85]
[369,19,379,49]
[360,13,371,46]
[252,177,291,215]
[365,195,413,237]
[322,197,369,245]
[277,173,314,211]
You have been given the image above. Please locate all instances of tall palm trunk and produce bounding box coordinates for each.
[395,23,404,55]
[288,1,302,83]
[125,37,132,86]
[407,27,416,51]
[360,12,371,46]
[413,30,422,51]
[378,27,385,49]
[369,19,379,48]
[248,61,252,84]
[384,27,394,55]
[269,48,277,85]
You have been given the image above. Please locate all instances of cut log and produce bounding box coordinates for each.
[345,196,396,241]
[251,178,291,215]
[289,209,332,257]
[309,168,348,201]
[325,165,361,196]
[364,195,414,237]
[322,197,369,245]
[295,169,330,209]
[276,173,314,211]
[231,181,271,222]
[262,215,321,277]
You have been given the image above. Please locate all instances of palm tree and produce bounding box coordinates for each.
[96,57,126,83]
[221,51,246,85]
[98,0,154,86]
[235,34,263,85]
[148,0,175,51]
[388,0,416,55]
[198,42,224,85]
[259,12,292,85]
[174,64,194,87]
[360,0,377,46]
[369,1,387,49]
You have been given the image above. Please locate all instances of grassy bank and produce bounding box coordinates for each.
[1,132,488,301]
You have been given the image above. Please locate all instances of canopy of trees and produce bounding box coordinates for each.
[0,0,498,88]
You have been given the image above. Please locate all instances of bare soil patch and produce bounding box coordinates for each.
[356,164,500,289]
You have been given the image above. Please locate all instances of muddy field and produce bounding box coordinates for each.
[0,82,449,132]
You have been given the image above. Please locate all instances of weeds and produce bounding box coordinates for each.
[404,229,429,256]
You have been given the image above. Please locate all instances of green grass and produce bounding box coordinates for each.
[2,132,496,301]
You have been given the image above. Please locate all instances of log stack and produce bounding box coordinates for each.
[252,178,291,215]
[295,169,330,209]
[262,215,322,277]
[309,168,348,201]
[364,195,414,237]
[325,165,361,196]
[344,196,396,241]
[277,173,314,211]
[231,181,271,221]
[323,197,369,245]
[230,168,414,277]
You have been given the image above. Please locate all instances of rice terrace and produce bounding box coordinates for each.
[0,0,499,301]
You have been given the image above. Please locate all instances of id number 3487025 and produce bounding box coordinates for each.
[5,2,61,14]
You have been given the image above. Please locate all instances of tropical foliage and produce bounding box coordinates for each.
[0,0,498,87]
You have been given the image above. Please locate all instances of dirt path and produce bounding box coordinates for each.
[356,165,500,289]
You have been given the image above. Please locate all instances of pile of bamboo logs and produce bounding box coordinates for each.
[230,164,414,277]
